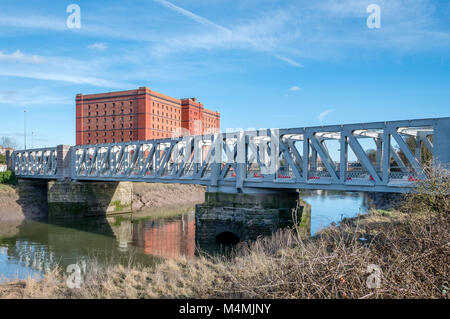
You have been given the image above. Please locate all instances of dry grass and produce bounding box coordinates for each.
[0,166,448,299]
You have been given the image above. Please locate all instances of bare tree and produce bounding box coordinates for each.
[0,136,19,149]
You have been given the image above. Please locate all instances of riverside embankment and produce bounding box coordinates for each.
[1,165,447,299]
[0,181,206,222]
[0,207,448,299]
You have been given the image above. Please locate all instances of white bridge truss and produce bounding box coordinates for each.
[12,117,450,193]
[12,147,57,177]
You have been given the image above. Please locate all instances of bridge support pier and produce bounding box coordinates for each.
[47,181,133,219]
[367,192,404,210]
[195,188,311,244]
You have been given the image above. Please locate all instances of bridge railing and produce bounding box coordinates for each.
[12,147,58,178]
[12,117,450,192]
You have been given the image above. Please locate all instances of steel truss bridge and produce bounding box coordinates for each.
[12,117,450,193]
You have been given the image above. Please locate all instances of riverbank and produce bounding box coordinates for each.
[0,181,206,222]
[1,207,448,299]
[0,184,37,222]
[1,166,448,299]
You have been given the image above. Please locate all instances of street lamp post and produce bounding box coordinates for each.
[24,110,27,150]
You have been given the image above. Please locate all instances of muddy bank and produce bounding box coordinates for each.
[0,182,205,222]
[0,183,47,223]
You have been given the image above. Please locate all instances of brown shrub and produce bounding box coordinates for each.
[1,165,448,299]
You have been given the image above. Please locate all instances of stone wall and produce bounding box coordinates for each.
[195,191,311,244]
[367,192,404,210]
[47,181,132,219]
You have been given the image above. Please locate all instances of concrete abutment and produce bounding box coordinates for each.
[195,190,311,244]
[47,181,133,219]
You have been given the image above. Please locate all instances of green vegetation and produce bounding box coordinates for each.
[0,154,6,164]
[112,200,129,212]
[0,170,17,185]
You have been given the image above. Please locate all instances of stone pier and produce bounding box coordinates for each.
[367,192,404,210]
[47,181,133,219]
[195,189,311,244]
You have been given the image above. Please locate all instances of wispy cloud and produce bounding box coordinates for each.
[0,87,72,107]
[88,42,108,50]
[318,109,334,122]
[0,51,128,88]
[153,0,231,34]
[288,86,303,91]
[0,14,66,31]
[0,69,125,88]
[0,50,46,64]
[274,55,303,68]
[152,0,302,67]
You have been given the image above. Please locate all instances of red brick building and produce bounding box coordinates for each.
[76,87,220,145]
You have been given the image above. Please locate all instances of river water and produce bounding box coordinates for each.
[0,191,369,282]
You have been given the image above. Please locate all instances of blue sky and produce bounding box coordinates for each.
[0,0,449,148]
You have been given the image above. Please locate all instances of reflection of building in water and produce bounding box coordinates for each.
[140,214,195,259]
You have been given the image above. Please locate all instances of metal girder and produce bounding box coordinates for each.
[11,117,450,193]
[12,148,57,178]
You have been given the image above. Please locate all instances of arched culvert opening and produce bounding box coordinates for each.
[215,232,240,245]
